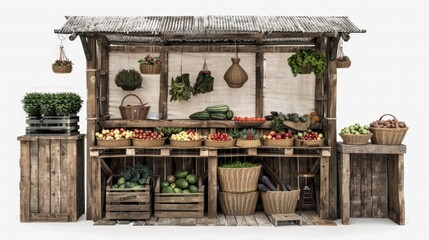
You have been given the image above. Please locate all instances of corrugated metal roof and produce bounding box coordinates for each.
[55,15,365,35]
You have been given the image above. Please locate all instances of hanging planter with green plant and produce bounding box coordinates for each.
[288,48,326,77]
[115,69,143,91]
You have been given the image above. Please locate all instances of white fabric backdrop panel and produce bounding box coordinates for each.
[167,52,256,119]
[109,52,160,119]
[263,53,315,116]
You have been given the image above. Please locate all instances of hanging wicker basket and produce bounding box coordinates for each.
[119,94,150,120]
[300,64,312,74]
[52,65,72,73]
[140,64,162,74]
[336,59,352,68]
[224,58,248,88]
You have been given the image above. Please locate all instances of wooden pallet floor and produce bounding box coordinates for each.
[94,211,336,226]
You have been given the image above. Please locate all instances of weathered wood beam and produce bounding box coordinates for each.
[109,45,313,54]
[255,52,264,117]
[159,52,169,119]
[315,37,327,121]
[80,36,92,62]
[97,36,110,118]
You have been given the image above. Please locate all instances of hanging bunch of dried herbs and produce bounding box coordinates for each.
[193,60,214,96]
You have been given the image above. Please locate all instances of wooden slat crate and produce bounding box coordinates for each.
[18,134,85,222]
[105,176,152,221]
[154,177,204,218]
[26,116,79,135]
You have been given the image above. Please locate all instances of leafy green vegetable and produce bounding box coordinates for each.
[288,48,326,77]
[221,161,258,168]
[122,163,153,186]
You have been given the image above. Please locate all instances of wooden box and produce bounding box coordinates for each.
[18,134,85,222]
[105,176,152,221]
[154,177,204,218]
[26,116,79,135]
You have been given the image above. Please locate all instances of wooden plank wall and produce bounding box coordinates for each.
[349,154,388,218]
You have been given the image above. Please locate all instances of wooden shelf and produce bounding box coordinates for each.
[103,119,272,129]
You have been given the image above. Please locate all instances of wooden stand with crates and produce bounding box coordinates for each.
[18,134,85,222]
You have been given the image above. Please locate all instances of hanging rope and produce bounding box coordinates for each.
[235,40,238,59]
[337,38,345,59]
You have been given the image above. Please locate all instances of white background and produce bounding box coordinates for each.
[0,0,427,239]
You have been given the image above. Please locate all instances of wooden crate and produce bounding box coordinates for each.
[26,115,79,135]
[18,134,85,222]
[105,176,152,221]
[154,177,204,218]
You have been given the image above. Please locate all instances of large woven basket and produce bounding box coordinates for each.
[223,58,248,88]
[52,65,72,73]
[140,64,162,74]
[97,138,131,147]
[370,114,408,145]
[339,133,372,145]
[236,139,261,148]
[218,191,259,215]
[217,164,262,192]
[261,189,300,214]
[169,139,203,148]
[336,59,352,68]
[204,139,236,148]
[119,94,150,120]
[263,138,294,147]
[133,138,166,147]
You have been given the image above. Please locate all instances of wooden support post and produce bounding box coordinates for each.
[159,51,169,119]
[208,155,218,219]
[340,153,350,224]
[320,156,329,219]
[326,36,339,219]
[255,52,264,117]
[98,36,109,117]
[314,37,326,118]
[388,154,405,225]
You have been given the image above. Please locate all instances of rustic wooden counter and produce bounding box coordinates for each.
[89,145,331,221]
[337,143,406,225]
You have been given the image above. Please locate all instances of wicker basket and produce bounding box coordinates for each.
[236,139,261,148]
[119,94,150,120]
[204,139,236,148]
[263,138,294,147]
[52,65,72,73]
[300,64,312,74]
[261,189,300,214]
[370,114,408,145]
[140,64,162,74]
[217,165,262,192]
[218,191,259,215]
[97,138,131,147]
[295,139,324,147]
[339,133,372,145]
[223,58,248,88]
[133,138,166,147]
[169,139,203,148]
[336,59,352,68]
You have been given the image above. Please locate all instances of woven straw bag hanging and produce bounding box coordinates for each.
[224,41,248,88]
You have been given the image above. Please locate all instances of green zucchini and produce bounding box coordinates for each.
[189,111,210,120]
[205,104,229,113]
[210,113,227,120]
[225,110,234,120]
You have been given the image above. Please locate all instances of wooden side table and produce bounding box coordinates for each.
[337,143,406,225]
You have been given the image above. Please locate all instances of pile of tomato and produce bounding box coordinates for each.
[233,116,266,122]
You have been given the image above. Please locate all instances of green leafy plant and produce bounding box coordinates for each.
[22,93,43,116]
[138,54,162,65]
[237,128,261,140]
[52,59,73,67]
[288,48,326,77]
[337,56,350,61]
[54,92,83,116]
[22,92,83,116]
[221,161,258,168]
[122,163,153,186]
[115,69,143,91]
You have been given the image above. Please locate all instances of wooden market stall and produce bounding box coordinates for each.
[54,16,365,222]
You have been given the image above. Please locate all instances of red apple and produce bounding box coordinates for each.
[275,134,282,140]
[269,131,276,137]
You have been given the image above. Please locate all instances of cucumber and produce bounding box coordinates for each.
[210,113,227,120]
[205,104,229,113]
[225,110,234,120]
[189,111,210,120]
[298,116,307,122]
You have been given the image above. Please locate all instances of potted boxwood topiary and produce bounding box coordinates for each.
[22,92,43,116]
[288,48,326,77]
[54,92,83,116]
[115,69,143,91]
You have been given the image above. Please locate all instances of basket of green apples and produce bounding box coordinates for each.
[339,123,373,145]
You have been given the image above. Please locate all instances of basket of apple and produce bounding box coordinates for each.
[294,129,324,147]
[95,128,133,147]
[169,130,204,148]
[339,123,372,145]
[205,132,236,148]
[262,130,294,147]
[132,129,166,147]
